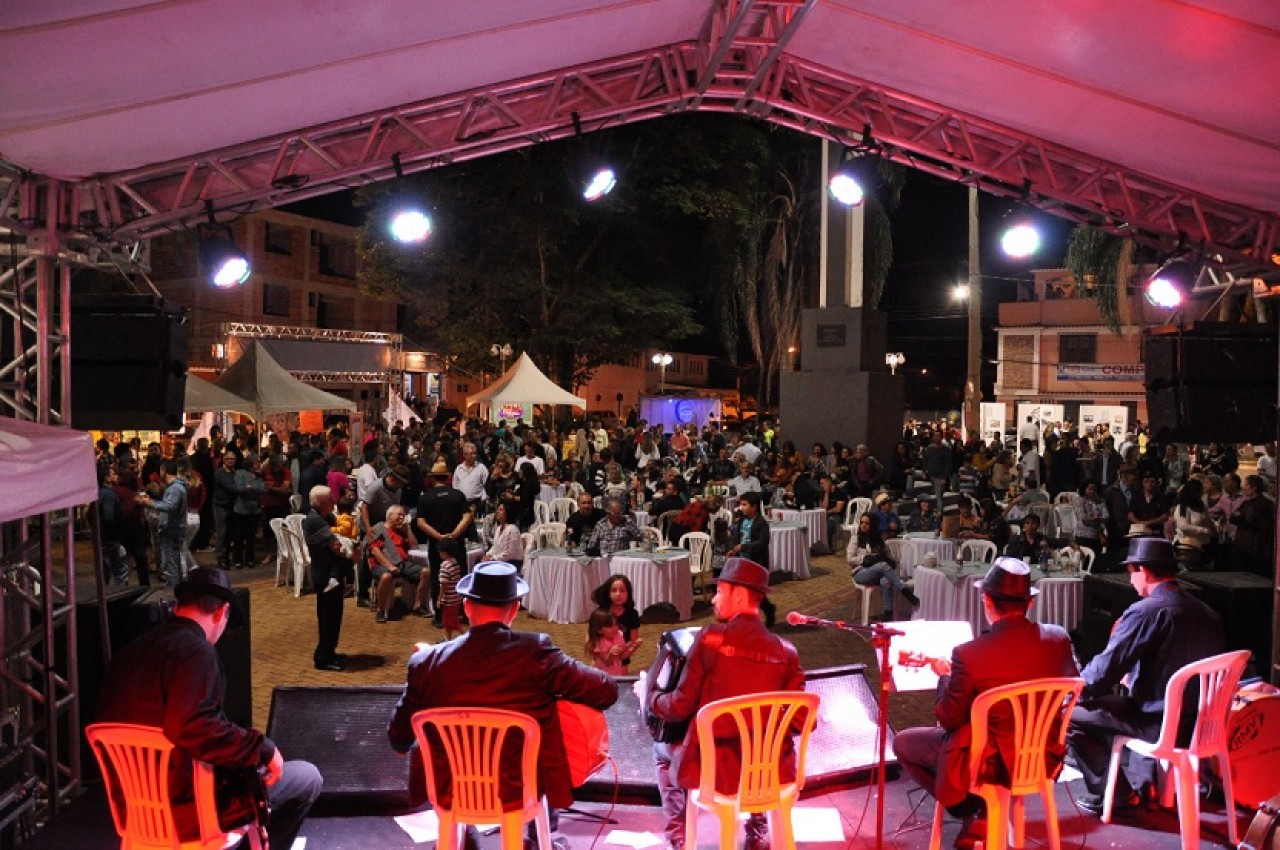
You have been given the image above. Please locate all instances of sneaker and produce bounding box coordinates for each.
[376,611,388,624]
[410,607,432,619]
[743,814,770,850]
[323,578,341,593]
[902,587,920,606]
[356,596,370,609]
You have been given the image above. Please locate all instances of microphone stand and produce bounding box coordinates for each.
[795,617,902,850]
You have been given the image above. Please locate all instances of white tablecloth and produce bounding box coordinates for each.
[632,510,651,529]
[1028,577,1084,632]
[768,522,811,579]
[525,548,608,624]
[914,563,1081,635]
[609,548,694,620]
[900,534,956,566]
[409,544,485,571]
[770,508,829,554]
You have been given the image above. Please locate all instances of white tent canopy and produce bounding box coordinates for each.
[384,390,422,428]
[467,353,586,422]
[215,342,357,420]
[0,418,97,523]
[184,374,254,415]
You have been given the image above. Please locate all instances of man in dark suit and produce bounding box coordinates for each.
[1090,437,1119,489]
[727,491,775,626]
[892,559,1079,849]
[1067,537,1224,814]
[387,562,618,849]
[640,558,805,850]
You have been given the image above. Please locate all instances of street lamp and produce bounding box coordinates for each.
[490,343,513,372]
[885,352,905,375]
[652,352,673,393]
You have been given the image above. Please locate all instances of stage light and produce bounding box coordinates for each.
[828,171,866,207]
[198,234,250,288]
[953,283,971,302]
[389,208,431,244]
[1145,259,1195,309]
[582,166,617,202]
[1001,222,1041,258]
[829,127,880,208]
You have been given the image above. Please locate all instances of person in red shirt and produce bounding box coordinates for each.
[368,505,430,623]
[260,453,293,549]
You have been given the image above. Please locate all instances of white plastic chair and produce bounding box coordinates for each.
[282,513,310,597]
[1053,504,1078,538]
[678,531,713,595]
[550,497,577,524]
[641,525,664,549]
[520,531,535,557]
[269,517,296,587]
[1028,503,1057,538]
[840,497,875,541]
[929,677,1084,850]
[533,500,552,528]
[535,522,566,548]
[1101,649,1250,848]
[884,538,919,582]
[1054,545,1095,574]
[1053,492,1078,506]
[957,539,998,564]
[289,493,304,513]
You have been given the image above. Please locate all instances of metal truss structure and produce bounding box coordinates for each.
[0,0,1276,285]
[223,322,403,391]
[0,223,86,827]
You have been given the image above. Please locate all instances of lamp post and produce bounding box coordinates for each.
[652,352,673,393]
[490,343,513,373]
[885,352,905,375]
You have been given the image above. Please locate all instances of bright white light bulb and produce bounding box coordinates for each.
[212,257,250,288]
[828,173,865,207]
[389,209,431,243]
[1001,223,1041,258]
[583,168,617,202]
[1145,277,1184,309]
[953,283,971,301]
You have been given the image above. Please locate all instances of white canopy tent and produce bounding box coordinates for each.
[0,417,97,523]
[214,342,357,420]
[183,374,255,415]
[384,390,422,428]
[467,353,586,423]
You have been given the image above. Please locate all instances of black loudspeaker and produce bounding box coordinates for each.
[70,294,189,430]
[1144,324,1277,444]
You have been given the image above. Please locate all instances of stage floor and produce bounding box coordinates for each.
[23,769,1247,850]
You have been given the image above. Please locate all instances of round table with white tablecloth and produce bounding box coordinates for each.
[769,508,829,554]
[1027,575,1084,632]
[914,561,1078,636]
[608,548,694,620]
[900,533,956,566]
[767,522,811,580]
[524,548,608,624]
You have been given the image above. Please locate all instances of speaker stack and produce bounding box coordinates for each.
[1144,322,1276,444]
[70,294,190,431]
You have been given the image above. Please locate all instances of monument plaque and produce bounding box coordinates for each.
[816,324,846,348]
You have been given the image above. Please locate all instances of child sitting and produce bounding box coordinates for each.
[586,609,637,676]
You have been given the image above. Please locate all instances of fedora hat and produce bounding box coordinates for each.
[175,567,239,609]
[386,463,411,483]
[973,557,1039,601]
[1123,537,1177,569]
[714,557,771,595]
[1173,536,1202,551]
[429,458,450,477]
[1126,522,1155,538]
[456,561,529,604]
[873,492,891,507]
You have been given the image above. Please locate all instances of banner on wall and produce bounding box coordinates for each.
[979,403,1007,444]
[1078,405,1129,440]
[1016,403,1065,450]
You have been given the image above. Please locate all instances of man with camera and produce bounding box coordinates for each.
[636,558,804,850]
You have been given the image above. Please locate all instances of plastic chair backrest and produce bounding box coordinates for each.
[1053,492,1078,506]
[269,517,291,554]
[533,500,552,528]
[284,513,311,567]
[1148,649,1249,756]
[520,532,535,555]
[411,708,541,819]
[958,540,998,564]
[678,532,712,571]
[537,522,566,548]
[694,691,820,807]
[289,493,304,513]
[86,722,239,849]
[967,678,1083,794]
[551,498,577,524]
[1027,503,1056,537]
[657,510,682,544]
[1055,546,1095,573]
[642,526,664,548]
[847,498,874,525]
[1053,504,1078,535]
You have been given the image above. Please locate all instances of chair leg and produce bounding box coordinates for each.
[1171,758,1201,850]
[1040,781,1062,850]
[1215,751,1239,846]
[534,799,553,850]
[684,794,699,850]
[1101,740,1127,823]
[437,812,458,850]
[928,800,945,850]
[771,799,798,850]
[714,804,738,850]
[985,789,1009,850]
[1010,794,1025,849]
[499,812,524,850]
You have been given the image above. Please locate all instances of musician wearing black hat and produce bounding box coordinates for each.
[1066,537,1224,816]
[891,558,1077,850]
[387,561,618,850]
[97,567,322,850]
[637,557,805,850]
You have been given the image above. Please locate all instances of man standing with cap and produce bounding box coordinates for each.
[416,458,474,627]
[638,557,805,850]
[97,567,322,849]
[1066,537,1224,815]
[388,562,618,850]
[892,558,1078,849]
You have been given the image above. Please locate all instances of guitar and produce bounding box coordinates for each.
[557,701,609,787]
[216,765,271,848]
[897,650,947,671]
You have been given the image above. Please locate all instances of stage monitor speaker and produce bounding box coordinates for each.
[267,686,412,808]
[1144,325,1277,444]
[70,294,189,430]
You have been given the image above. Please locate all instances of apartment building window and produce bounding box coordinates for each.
[262,282,291,317]
[264,222,293,255]
[1059,333,1097,364]
[689,360,704,376]
[312,231,357,278]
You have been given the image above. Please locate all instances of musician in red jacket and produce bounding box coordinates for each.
[639,558,805,850]
[387,561,618,850]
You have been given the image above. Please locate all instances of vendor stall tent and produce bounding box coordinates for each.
[183,374,255,416]
[215,342,357,420]
[467,353,586,423]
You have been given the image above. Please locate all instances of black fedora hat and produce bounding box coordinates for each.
[714,557,771,595]
[973,557,1039,601]
[456,561,529,605]
[175,567,239,609]
[1122,537,1177,569]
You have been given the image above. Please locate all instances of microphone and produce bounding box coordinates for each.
[786,611,847,629]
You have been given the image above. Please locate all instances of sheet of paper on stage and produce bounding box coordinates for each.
[790,807,846,842]
[604,829,665,849]
[887,619,974,692]
[394,809,439,843]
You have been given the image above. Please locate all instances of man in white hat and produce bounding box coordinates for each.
[388,562,617,850]
[892,558,1077,849]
